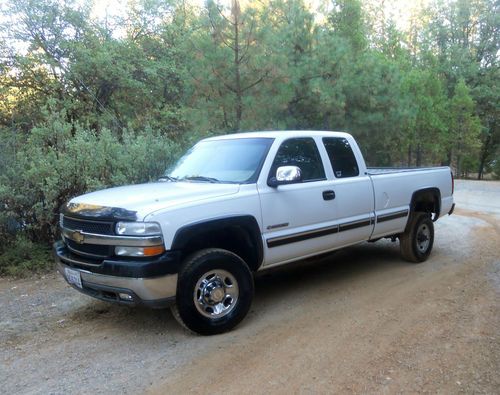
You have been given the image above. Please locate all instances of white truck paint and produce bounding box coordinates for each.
[55,131,455,334]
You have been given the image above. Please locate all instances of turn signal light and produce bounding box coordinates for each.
[143,245,165,256]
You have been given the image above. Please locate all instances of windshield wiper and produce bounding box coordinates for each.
[182,176,221,183]
[158,175,178,182]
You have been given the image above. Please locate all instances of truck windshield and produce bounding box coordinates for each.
[165,138,273,184]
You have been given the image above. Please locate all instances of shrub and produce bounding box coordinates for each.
[0,235,53,277]
[0,108,182,248]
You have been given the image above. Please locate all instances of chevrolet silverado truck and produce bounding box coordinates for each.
[54,131,455,335]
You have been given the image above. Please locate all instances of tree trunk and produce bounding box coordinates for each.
[448,149,452,166]
[233,0,242,131]
[416,144,422,167]
[456,154,462,178]
[477,133,491,180]
[323,112,330,130]
[407,144,412,167]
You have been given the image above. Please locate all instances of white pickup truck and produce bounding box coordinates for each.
[54,131,455,334]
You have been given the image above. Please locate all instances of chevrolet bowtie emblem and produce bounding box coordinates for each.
[72,230,85,244]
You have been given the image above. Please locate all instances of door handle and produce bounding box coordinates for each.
[323,190,335,201]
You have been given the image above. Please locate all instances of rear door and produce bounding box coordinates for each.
[321,137,374,246]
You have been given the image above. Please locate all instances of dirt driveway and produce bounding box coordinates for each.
[1,180,499,394]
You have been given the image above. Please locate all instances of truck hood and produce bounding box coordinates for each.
[67,182,240,220]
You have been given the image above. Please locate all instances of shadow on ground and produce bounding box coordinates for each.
[64,239,406,336]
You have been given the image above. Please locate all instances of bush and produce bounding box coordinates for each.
[0,108,183,251]
[0,235,53,277]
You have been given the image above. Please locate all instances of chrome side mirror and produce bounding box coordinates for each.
[268,166,302,187]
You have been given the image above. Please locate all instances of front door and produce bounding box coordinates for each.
[258,137,339,266]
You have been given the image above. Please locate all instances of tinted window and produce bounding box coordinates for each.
[270,138,325,182]
[323,138,359,178]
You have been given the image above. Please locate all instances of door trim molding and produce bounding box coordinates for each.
[266,217,373,248]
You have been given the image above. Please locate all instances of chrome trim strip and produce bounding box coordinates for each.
[66,242,110,259]
[57,250,101,267]
[338,218,372,232]
[266,216,374,248]
[267,224,339,248]
[267,222,289,230]
[376,209,409,223]
[61,227,163,247]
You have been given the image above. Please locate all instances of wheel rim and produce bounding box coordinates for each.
[416,222,431,253]
[194,269,239,319]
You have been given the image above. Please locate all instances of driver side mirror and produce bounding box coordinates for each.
[268,166,302,188]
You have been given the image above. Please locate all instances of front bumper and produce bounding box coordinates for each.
[54,241,179,308]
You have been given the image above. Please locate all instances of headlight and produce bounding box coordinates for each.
[115,222,162,236]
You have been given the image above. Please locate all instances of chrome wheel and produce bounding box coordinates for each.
[194,269,239,319]
[416,222,431,253]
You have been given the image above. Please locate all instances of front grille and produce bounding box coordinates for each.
[62,215,115,259]
[66,239,113,258]
[62,216,115,235]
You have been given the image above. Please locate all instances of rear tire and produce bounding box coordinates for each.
[399,212,434,263]
[171,248,254,335]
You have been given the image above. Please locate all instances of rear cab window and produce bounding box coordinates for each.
[322,137,359,178]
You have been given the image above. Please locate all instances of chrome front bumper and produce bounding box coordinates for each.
[57,260,177,308]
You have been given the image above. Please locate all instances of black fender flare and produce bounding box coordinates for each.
[409,187,441,222]
[171,215,264,271]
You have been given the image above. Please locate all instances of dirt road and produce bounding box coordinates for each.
[1,180,499,394]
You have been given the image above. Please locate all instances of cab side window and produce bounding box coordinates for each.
[270,138,326,182]
[323,137,359,178]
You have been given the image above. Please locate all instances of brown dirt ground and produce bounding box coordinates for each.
[1,181,499,394]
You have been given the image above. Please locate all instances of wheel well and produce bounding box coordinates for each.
[171,216,263,271]
[410,188,441,221]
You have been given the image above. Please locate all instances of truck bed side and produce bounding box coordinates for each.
[369,167,454,239]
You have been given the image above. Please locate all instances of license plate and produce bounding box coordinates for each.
[65,268,83,289]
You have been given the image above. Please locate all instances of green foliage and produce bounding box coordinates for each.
[343,52,409,166]
[0,235,53,277]
[448,79,482,176]
[0,0,498,274]
[422,0,499,177]
[328,0,367,54]
[0,106,181,245]
[400,69,449,166]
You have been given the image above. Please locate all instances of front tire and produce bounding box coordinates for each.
[171,248,254,335]
[399,212,434,263]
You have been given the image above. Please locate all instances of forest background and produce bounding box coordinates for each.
[0,0,498,274]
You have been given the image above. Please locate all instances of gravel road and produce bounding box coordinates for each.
[1,180,499,394]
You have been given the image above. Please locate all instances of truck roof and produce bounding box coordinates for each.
[203,130,353,141]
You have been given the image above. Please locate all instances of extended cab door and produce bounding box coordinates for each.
[320,136,374,247]
[258,137,341,266]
